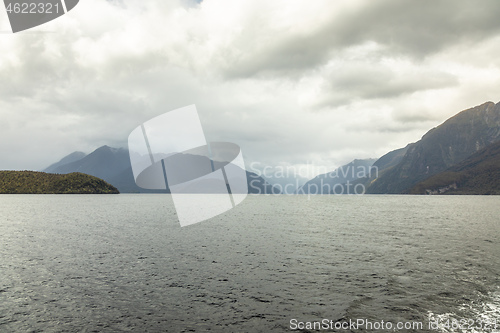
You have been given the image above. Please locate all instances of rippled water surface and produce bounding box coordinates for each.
[0,194,499,332]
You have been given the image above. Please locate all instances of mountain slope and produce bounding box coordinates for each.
[45,146,130,181]
[371,145,409,174]
[409,141,500,195]
[246,171,282,194]
[298,158,376,194]
[367,101,500,194]
[45,145,146,193]
[351,145,410,190]
[44,151,87,173]
[0,171,119,194]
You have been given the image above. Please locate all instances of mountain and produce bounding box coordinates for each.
[0,171,119,194]
[44,151,87,173]
[351,145,410,190]
[367,101,500,194]
[371,146,409,175]
[44,100,500,196]
[297,158,376,194]
[246,171,282,194]
[44,146,280,194]
[45,146,129,181]
[44,145,144,193]
[409,141,500,195]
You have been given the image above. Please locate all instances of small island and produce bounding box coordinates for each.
[0,171,119,194]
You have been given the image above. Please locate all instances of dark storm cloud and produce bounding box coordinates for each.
[336,0,500,57]
[222,0,500,78]
[315,64,458,108]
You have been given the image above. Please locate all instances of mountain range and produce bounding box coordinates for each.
[42,100,500,195]
[359,101,500,194]
[44,146,281,194]
[296,100,499,195]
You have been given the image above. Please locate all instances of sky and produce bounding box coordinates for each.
[1,0,500,180]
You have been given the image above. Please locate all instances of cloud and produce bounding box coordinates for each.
[213,0,500,78]
[313,57,458,108]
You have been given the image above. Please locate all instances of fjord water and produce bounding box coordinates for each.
[0,195,499,332]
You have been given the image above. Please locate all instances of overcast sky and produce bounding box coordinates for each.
[1,0,500,177]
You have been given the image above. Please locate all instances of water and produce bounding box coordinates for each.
[0,194,499,332]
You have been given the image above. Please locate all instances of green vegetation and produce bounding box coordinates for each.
[0,171,119,194]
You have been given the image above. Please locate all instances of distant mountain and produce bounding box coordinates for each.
[297,158,376,194]
[44,151,87,173]
[45,146,130,181]
[367,101,500,194]
[44,145,144,193]
[0,171,119,194]
[351,145,409,190]
[246,171,282,194]
[44,146,280,194]
[409,141,500,195]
